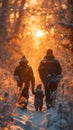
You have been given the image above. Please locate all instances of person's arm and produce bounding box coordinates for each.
[14,66,19,76]
[14,66,20,82]
[57,60,62,74]
[38,60,45,81]
[42,91,45,97]
[29,66,35,93]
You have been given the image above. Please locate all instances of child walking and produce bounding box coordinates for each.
[33,84,44,111]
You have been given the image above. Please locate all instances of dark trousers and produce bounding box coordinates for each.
[44,83,57,108]
[17,80,29,99]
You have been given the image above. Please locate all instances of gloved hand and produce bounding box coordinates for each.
[14,75,19,82]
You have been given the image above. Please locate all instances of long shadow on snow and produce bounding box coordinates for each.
[14,108,33,130]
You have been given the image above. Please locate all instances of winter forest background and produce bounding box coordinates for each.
[0,0,73,130]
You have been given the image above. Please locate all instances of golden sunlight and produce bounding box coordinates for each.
[62,4,68,9]
[21,0,59,84]
[35,30,44,37]
[26,0,38,7]
[50,28,55,36]
[26,0,43,7]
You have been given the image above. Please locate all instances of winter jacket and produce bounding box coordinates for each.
[38,54,62,84]
[34,89,44,106]
[14,63,35,91]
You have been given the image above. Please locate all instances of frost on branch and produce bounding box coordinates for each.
[0,68,18,128]
[59,22,73,28]
[45,74,73,130]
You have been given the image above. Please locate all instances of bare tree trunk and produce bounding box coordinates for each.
[0,0,9,40]
[68,0,73,52]
[14,0,26,34]
[14,0,18,23]
[41,0,48,8]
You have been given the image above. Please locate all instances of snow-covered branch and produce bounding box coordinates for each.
[0,68,18,128]
[59,22,73,28]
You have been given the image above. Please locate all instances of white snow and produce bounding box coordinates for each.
[6,72,72,130]
[0,66,73,130]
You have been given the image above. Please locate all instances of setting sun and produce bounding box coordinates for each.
[35,30,44,37]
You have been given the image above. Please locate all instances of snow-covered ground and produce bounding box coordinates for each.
[8,82,73,130]
[0,0,73,129]
[7,93,73,130]
[12,101,47,130]
[7,48,73,130]
[0,48,73,130]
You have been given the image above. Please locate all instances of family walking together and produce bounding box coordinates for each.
[14,49,62,111]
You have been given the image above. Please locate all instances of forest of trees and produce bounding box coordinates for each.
[0,0,73,52]
[0,1,73,129]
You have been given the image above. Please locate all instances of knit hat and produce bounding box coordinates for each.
[37,84,42,89]
[46,49,53,55]
[19,56,28,64]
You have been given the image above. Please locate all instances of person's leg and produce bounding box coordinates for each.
[39,104,43,111]
[17,81,23,100]
[22,88,29,99]
[49,84,58,107]
[34,102,38,111]
[21,83,29,109]
[35,105,38,111]
[22,82,29,98]
[45,89,51,109]
[17,81,28,108]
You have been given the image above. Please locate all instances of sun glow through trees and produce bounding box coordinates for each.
[35,30,44,37]
[18,0,71,84]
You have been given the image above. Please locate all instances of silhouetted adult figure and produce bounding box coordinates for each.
[38,49,62,109]
[14,56,35,109]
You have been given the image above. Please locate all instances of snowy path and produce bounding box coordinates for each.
[14,108,47,130]
[13,93,48,130]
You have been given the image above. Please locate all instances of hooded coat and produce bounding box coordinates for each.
[14,57,35,98]
[38,53,62,85]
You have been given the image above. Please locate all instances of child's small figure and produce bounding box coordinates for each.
[34,84,44,111]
